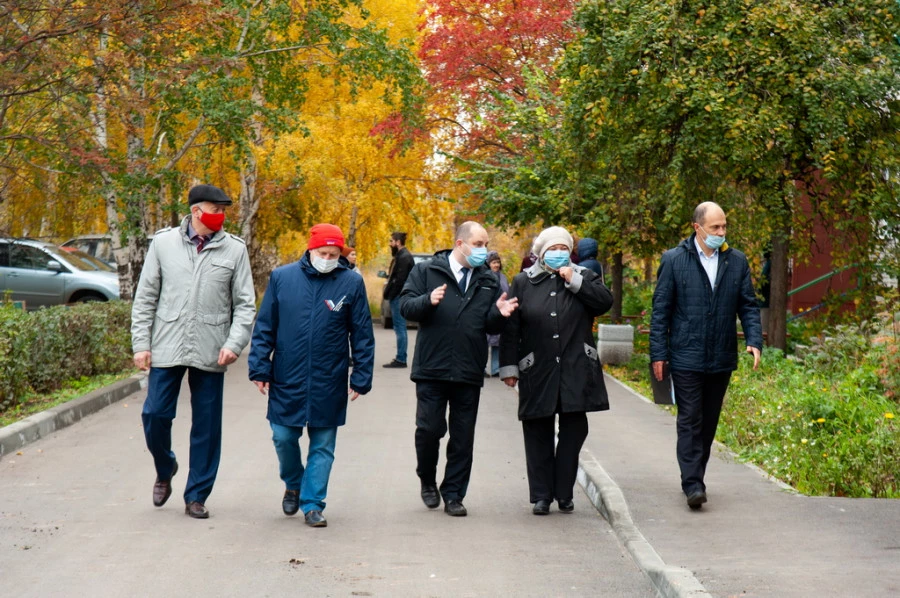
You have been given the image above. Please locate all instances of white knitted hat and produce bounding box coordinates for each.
[532,226,573,258]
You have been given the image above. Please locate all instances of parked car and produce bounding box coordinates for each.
[378,252,434,329]
[0,238,120,309]
[60,234,115,267]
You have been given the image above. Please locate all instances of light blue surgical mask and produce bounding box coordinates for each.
[700,226,726,251]
[543,249,570,270]
[465,244,488,268]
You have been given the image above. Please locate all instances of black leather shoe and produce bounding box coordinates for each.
[304,510,327,527]
[444,500,467,517]
[382,359,407,368]
[282,490,300,516]
[152,461,178,507]
[687,490,708,510]
[185,501,209,519]
[557,498,574,513]
[421,484,441,509]
[532,499,551,515]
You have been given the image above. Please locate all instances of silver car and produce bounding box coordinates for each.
[0,239,120,309]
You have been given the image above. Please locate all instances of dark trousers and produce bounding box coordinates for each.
[670,370,732,494]
[521,412,588,503]
[141,366,224,504]
[414,380,481,502]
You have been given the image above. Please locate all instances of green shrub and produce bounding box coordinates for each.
[0,301,133,413]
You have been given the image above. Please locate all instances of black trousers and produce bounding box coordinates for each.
[521,411,588,503]
[670,370,732,494]
[414,380,481,502]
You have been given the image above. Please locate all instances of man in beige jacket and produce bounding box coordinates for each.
[131,184,256,519]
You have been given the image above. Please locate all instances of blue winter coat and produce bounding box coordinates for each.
[248,253,375,428]
[650,235,763,373]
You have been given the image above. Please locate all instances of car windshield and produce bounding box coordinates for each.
[49,247,104,272]
[68,249,115,272]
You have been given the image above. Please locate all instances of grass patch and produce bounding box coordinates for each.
[0,370,138,428]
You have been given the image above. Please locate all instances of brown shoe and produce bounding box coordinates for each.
[185,501,209,519]
[152,461,178,507]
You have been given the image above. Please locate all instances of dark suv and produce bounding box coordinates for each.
[0,238,120,309]
[378,252,434,329]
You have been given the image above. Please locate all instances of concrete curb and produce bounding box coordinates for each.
[577,449,712,598]
[0,373,146,458]
[574,374,712,598]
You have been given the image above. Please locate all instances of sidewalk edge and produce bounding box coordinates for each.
[577,450,712,598]
[0,374,147,458]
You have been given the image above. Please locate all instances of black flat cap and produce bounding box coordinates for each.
[188,184,232,206]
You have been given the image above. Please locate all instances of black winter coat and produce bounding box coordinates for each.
[649,235,763,373]
[399,251,506,387]
[384,247,414,301]
[499,264,614,420]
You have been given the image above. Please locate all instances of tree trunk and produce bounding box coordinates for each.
[611,252,624,321]
[347,204,359,248]
[768,230,791,351]
[643,256,653,282]
[239,83,267,295]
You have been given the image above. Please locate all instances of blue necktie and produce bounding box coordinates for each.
[458,268,469,293]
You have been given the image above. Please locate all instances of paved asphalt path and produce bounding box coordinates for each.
[0,327,653,598]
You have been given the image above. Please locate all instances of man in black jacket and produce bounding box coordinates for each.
[650,202,763,511]
[383,232,415,368]
[399,221,519,517]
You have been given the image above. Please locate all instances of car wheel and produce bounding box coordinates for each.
[75,293,106,303]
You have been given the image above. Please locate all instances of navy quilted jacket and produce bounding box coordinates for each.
[650,235,763,373]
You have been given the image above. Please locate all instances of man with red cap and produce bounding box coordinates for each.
[248,223,375,528]
[132,183,256,519]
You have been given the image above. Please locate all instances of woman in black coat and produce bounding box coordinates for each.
[499,226,613,515]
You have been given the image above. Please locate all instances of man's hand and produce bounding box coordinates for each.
[502,376,518,388]
[349,388,360,402]
[558,266,574,283]
[747,346,761,370]
[651,360,667,382]
[430,283,447,306]
[218,348,238,366]
[496,292,519,317]
[134,351,152,371]
[253,380,269,395]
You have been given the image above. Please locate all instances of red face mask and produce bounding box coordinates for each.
[197,209,225,232]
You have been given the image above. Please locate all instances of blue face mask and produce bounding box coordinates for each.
[700,226,726,250]
[465,244,488,268]
[543,249,570,270]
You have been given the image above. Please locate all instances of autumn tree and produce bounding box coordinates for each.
[562,0,900,348]
[0,0,423,299]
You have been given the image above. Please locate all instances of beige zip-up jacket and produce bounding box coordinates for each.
[131,217,256,372]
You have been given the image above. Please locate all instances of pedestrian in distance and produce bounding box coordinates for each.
[576,237,604,279]
[485,250,509,377]
[399,221,519,517]
[132,184,256,519]
[383,231,415,368]
[499,226,613,515]
[342,245,358,271]
[248,224,374,528]
[650,201,762,511]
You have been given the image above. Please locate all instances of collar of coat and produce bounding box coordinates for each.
[523,260,587,282]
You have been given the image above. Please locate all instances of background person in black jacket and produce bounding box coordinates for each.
[650,202,763,511]
[383,232,415,368]
[399,221,519,517]
[499,226,614,515]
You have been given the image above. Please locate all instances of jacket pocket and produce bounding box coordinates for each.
[201,313,232,326]
[208,258,235,283]
[584,343,599,361]
[518,352,535,372]
[156,308,180,323]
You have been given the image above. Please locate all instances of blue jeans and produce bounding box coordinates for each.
[141,366,224,504]
[390,299,407,363]
[489,345,500,376]
[270,423,338,513]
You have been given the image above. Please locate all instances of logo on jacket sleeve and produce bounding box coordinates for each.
[324,295,348,312]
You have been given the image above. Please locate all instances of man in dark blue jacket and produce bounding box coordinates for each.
[248,223,375,528]
[400,221,519,517]
[650,202,762,511]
